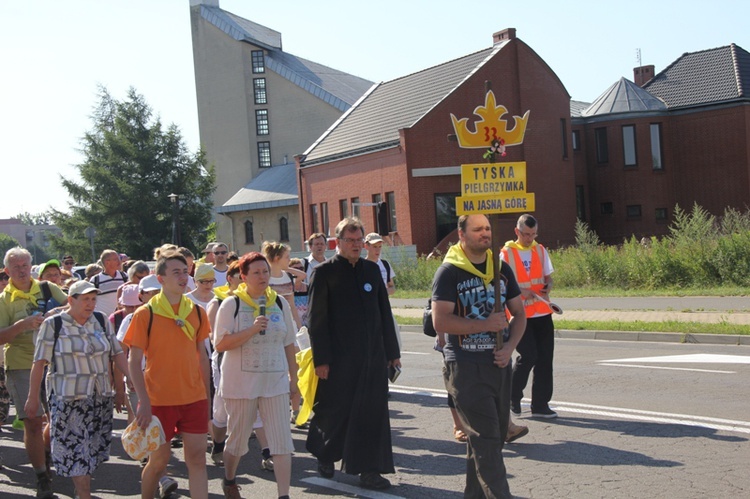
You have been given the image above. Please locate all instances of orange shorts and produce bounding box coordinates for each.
[150,399,208,441]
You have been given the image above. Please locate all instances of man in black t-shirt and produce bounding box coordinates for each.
[432,214,526,498]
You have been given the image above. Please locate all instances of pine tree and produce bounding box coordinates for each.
[51,87,215,262]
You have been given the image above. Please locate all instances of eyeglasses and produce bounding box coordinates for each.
[198,279,217,285]
[214,251,228,255]
[339,237,365,244]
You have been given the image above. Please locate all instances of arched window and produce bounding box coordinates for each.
[244,220,254,244]
[279,216,289,242]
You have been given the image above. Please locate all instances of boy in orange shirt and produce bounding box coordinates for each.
[124,252,211,499]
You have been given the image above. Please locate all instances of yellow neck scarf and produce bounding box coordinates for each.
[213,284,232,301]
[148,292,197,341]
[444,244,494,286]
[233,286,278,316]
[504,240,538,251]
[6,278,41,303]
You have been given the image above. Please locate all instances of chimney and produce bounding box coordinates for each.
[634,65,655,87]
[493,28,516,44]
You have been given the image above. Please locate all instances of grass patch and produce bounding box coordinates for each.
[394,316,750,334]
[554,319,750,335]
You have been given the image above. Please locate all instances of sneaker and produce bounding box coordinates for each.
[211,440,225,466]
[531,406,558,419]
[211,450,224,466]
[222,481,241,499]
[360,472,391,490]
[511,399,522,416]
[158,476,178,498]
[261,455,274,472]
[36,472,53,499]
[317,459,334,478]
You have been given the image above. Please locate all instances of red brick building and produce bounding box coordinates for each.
[298,31,750,251]
[573,44,750,243]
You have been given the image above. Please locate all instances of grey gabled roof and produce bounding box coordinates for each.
[200,5,281,50]
[570,100,590,118]
[218,163,298,213]
[301,44,505,165]
[581,78,666,117]
[643,44,750,108]
[199,5,372,112]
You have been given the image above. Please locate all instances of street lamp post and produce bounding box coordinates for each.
[168,193,182,247]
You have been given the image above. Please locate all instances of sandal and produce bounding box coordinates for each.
[505,424,529,444]
[453,426,468,443]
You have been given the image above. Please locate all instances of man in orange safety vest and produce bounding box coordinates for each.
[501,214,558,419]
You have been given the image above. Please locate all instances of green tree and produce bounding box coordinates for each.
[14,211,52,226]
[0,233,22,259]
[51,87,215,262]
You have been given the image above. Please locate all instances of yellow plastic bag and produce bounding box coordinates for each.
[121,416,166,461]
[295,347,318,426]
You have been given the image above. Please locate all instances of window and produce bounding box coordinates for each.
[351,197,360,218]
[255,109,269,135]
[595,127,608,164]
[321,202,329,236]
[251,50,265,73]
[626,204,642,219]
[386,191,397,232]
[435,193,459,243]
[244,219,254,244]
[650,123,663,170]
[339,199,348,219]
[600,202,613,215]
[257,141,271,168]
[279,216,289,241]
[253,78,267,104]
[561,119,568,159]
[655,207,668,222]
[572,130,581,151]
[372,193,382,231]
[310,204,319,233]
[622,125,637,167]
[575,185,586,221]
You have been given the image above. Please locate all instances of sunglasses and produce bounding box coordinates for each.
[214,251,228,255]
[198,279,217,285]
[0,276,9,282]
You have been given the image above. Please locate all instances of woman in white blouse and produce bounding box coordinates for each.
[214,252,298,499]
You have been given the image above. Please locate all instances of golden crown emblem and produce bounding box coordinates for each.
[450,90,530,149]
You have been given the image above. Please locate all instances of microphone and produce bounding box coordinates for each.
[258,295,266,335]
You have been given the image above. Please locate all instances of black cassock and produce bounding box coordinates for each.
[305,254,401,475]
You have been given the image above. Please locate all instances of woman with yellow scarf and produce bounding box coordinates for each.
[214,252,298,499]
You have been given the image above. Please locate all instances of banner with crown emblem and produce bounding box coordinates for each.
[450,90,534,215]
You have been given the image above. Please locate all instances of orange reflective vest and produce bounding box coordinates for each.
[501,244,552,317]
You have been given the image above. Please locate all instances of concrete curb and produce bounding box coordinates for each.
[398,325,750,346]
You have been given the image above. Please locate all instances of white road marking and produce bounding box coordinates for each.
[597,362,734,374]
[600,353,750,364]
[400,350,431,355]
[301,477,405,498]
[389,386,750,434]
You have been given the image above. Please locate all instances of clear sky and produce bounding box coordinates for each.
[3,0,748,219]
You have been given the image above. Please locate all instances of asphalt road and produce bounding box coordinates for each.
[1,330,748,498]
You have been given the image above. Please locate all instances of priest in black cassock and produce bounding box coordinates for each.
[306,217,401,490]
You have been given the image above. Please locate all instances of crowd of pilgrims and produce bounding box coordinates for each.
[0,232,401,499]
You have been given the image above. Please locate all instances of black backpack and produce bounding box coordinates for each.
[422,299,436,337]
